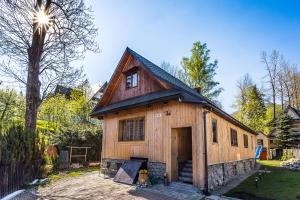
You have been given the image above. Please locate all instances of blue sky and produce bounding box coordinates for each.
[83,0,300,113]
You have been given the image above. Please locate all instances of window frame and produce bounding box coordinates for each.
[125,70,138,89]
[257,139,264,146]
[243,134,248,148]
[118,117,145,142]
[230,128,238,147]
[212,119,218,143]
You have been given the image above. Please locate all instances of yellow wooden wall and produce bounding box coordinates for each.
[102,101,206,187]
[256,132,270,158]
[206,112,256,164]
[102,101,256,187]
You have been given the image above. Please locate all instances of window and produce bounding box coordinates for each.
[230,128,238,147]
[126,71,138,89]
[257,139,263,146]
[243,134,248,148]
[212,119,218,143]
[119,117,144,141]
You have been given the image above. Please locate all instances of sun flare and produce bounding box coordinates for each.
[36,10,50,25]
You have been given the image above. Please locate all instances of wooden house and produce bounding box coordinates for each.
[91,48,257,191]
[286,106,300,147]
[269,106,300,149]
[256,132,270,159]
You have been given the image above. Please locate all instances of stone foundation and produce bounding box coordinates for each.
[208,158,255,191]
[147,161,166,182]
[100,158,166,181]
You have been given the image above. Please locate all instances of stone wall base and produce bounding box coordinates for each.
[208,158,255,191]
[100,158,166,182]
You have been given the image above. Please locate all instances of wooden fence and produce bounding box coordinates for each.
[270,149,300,160]
[0,160,42,198]
[283,149,300,159]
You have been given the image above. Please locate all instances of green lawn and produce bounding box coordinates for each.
[48,166,99,182]
[257,160,281,168]
[225,160,300,200]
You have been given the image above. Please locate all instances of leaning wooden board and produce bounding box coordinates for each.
[113,160,143,184]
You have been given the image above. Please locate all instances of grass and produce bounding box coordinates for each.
[47,166,99,182]
[257,160,281,168]
[225,160,300,200]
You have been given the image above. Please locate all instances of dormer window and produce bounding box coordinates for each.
[126,71,138,89]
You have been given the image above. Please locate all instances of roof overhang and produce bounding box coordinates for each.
[90,89,182,118]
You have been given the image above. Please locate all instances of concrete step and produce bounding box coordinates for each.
[181,167,192,172]
[180,171,192,177]
[178,176,193,183]
[184,163,192,168]
[186,160,192,164]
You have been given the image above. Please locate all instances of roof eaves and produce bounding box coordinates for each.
[90,89,182,117]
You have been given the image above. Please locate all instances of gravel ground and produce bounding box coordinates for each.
[12,171,205,200]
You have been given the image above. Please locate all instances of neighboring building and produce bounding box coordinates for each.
[287,106,300,148]
[91,82,108,102]
[269,106,300,149]
[54,85,73,97]
[91,48,257,191]
[256,132,270,159]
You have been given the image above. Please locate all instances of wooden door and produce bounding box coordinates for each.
[171,129,178,181]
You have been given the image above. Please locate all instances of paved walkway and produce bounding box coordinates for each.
[12,172,206,200]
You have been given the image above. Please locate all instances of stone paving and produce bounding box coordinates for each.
[12,171,206,200]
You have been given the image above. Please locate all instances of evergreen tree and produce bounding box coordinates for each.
[237,85,266,132]
[275,112,295,149]
[181,42,223,102]
[242,85,266,132]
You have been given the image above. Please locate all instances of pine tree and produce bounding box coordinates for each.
[243,85,266,132]
[181,42,223,102]
[234,84,266,132]
[275,112,294,149]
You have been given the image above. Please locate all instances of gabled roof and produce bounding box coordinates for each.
[54,85,73,97]
[91,47,258,135]
[287,105,300,119]
[91,82,108,101]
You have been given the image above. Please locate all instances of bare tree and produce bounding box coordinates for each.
[0,0,98,131]
[276,58,300,110]
[232,73,254,121]
[289,66,300,108]
[261,50,280,119]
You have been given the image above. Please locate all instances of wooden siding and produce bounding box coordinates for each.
[97,53,170,107]
[102,101,206,187]
[109,62,166,104]
[102,100,256,187]
[206,112,256,164]
[255,132,270,159]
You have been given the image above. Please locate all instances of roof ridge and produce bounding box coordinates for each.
[126,47,219,107]
[289,106,300,117]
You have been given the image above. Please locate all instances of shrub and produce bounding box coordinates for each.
[280,150,294,161]
[0,125,46,165]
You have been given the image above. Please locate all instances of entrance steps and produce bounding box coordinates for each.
[178,160,193,184]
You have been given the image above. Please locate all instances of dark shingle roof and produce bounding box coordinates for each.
[290,106,300,118]
[126,47,208,103]
[91,89,181,116]
[91,47,258,135]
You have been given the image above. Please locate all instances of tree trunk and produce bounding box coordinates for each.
[25,47,42,132]
[25,1,48,132]
[280,83,284,110]
[273,87,276,120]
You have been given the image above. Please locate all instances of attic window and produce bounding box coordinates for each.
[126,71,138,89]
